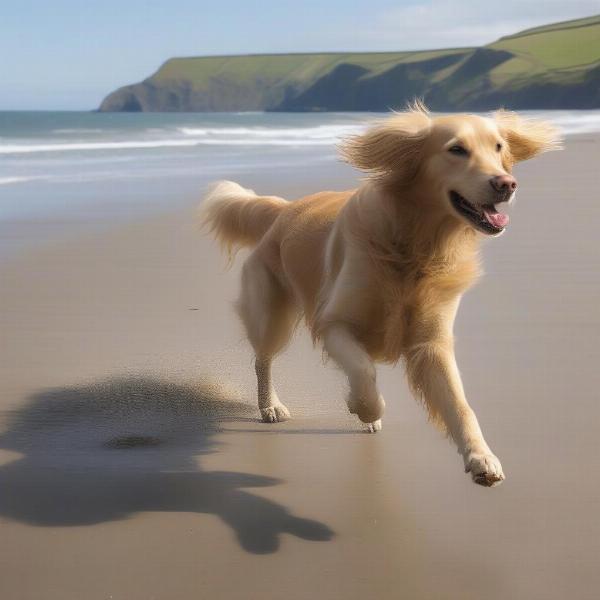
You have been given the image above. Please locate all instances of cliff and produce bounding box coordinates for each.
[99,15,600,112]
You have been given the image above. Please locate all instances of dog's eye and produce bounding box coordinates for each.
[496,143,503,152]
[448,145,469,157]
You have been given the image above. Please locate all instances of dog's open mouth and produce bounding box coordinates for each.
[449,191,509,235]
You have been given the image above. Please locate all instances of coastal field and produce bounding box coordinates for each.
[1,113,600,598]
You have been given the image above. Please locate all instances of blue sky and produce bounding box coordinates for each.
[1,0,598,110]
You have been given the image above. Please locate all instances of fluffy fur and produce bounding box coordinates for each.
[201,105,560,486]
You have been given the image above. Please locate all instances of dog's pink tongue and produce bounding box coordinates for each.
[483,208,509,229]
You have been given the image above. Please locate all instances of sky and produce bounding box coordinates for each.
[1,0,598,110]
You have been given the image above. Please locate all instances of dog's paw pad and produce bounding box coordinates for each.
[366,420,382,433]
[260,404,291,423]
[465,452,505,487]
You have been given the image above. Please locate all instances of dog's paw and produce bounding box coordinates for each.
[348,393,385,424]
[464,452,505,487]
[260,404,291,423]
[366,419,382,433]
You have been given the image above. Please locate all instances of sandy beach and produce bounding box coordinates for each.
[1,133,599,599]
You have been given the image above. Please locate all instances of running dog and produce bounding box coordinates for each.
[202,103,559,486]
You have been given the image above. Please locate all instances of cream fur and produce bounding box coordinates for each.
[201,105,560,487]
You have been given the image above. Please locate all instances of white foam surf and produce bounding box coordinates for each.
[0,139,201,154]
[1,111,598,159]
[0,132,360,155]
[0,176,39,186]
[52,128,105,134]
[512,111,600,135]
[177,124,363,139]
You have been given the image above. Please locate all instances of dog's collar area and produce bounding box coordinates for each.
[449,191,508,235]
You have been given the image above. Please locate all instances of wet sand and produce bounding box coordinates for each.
[1,135,599,599]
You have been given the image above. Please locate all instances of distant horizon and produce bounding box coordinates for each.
[2,2,598,111]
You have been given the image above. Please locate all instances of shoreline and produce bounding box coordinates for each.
[0,131,597,263]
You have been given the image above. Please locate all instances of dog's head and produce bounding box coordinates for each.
[340,103,561,236]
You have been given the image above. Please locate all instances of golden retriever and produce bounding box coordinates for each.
[202,103,560,486]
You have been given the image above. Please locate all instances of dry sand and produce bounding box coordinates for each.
[1,135,599,599]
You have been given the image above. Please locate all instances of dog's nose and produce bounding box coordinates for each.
[490,174,517,195]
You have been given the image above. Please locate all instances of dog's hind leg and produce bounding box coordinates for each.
[237,254,298,423]
[322,324,385,432]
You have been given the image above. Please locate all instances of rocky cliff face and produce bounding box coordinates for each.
[99,15,600,112]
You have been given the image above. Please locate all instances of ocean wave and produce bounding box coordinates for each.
[0,176,39,186]
[2,111,599,157]
[52,128,105,134]
[548,114,600,135]
[0,139,201,154]
[0,123,364,155]
[502,111,600,135]
[0,135,348,155]
[177,124,364,139]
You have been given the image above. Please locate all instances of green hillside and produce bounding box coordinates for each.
[99,15,600,112]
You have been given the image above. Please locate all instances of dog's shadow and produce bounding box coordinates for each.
[0,377,333,554]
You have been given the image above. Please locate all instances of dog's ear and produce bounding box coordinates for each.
[493,109,562,163]
[339,101,431,182]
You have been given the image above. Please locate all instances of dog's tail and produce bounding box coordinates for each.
[200,180,288,255]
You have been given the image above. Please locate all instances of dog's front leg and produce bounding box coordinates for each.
[405,340,505,486]
[322,324,385,432]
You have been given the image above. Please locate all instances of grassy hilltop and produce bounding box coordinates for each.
[99,15,600,112]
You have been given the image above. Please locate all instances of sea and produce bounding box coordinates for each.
[1,109,599,254]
